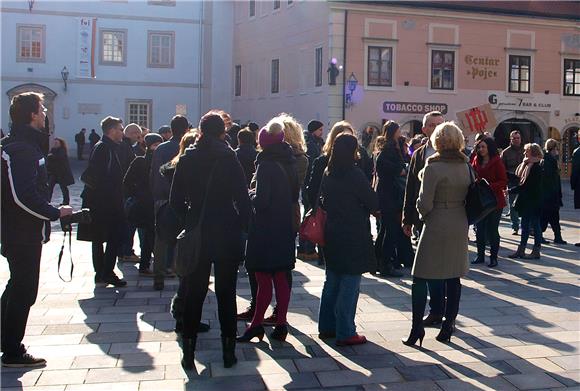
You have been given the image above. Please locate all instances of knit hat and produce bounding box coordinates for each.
[144,133,163,148]
[157,125,171,135]
[258,127,285,148]
[307,120,323,133]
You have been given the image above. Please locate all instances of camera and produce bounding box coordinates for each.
[60,208,92,232]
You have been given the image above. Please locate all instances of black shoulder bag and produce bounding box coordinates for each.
[465,163,498,225]
[174,164,217,277]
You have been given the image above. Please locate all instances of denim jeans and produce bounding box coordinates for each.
[520,213,542,248]
[318,270,361,340]
[508,192,520,230]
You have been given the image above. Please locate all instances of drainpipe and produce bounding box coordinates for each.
[341,9,348,120]
[198,1,204,120]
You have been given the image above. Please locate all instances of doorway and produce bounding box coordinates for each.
[493,118,543,150]
[562,126,579,178]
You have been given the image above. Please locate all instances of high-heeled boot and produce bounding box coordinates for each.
[488,245,499,268]
[236,325,265,343]
[270,324,288,341]
[180,336,196,370]
[402,324,425,347]
[508,245,526,259]
[403,278,427,347]
[523,245,540,259]
[221,336,238,368]
[436,321,454,342]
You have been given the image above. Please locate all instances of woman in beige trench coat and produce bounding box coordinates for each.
[403,122,471,347]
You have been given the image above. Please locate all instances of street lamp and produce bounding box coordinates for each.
[345,72,358,108]
[61,66,69,92]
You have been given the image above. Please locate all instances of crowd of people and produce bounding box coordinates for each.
[1,90,579,370]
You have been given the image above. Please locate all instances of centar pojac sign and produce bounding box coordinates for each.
[465,55,500,80]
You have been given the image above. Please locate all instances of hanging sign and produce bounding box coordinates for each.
[77,17,96,78]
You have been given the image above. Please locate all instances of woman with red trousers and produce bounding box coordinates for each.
[470,137,507,268]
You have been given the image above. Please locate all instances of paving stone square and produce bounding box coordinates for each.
[0,163,578,390]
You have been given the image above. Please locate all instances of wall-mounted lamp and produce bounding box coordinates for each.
[327,58,340,85]
[345,72,358,108]
[61,66,69,92]
[404,81,410,86]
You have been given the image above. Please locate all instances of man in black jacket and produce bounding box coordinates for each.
[297,120,324,260]
[150,115,188,290]
[79,116,127,287]
[402,111,446,327]
[75,128,86,160]
[1,92,73,367]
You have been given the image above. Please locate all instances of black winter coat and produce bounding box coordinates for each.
[118,138,136,175]
[510,162,543,217]
[245,142,299,272]
[322,167,379,275]
[376,141,407,213]
[123,151,155,228]
[306,150,371,208]
[47,146,74,186]
[77,136,125,242]
[170,137,250,263]
[235,144,257,188]
[1,124,60,246]
[541,153,563,212]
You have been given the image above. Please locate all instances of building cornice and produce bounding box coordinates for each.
[0,7,201,25]
[2,76,200,89]
[328,2,579,29]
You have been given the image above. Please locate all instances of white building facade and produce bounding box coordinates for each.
[1,0,233,148]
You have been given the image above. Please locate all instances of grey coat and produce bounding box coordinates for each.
[412,152,471,279]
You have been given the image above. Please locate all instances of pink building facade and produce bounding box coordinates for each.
[232,1,579,176]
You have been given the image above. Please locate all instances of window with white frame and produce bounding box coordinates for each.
[148,31,174,68]
[249,0,256,17]
[271,59,280,93]
[509,55,531,93]
[274,0,280,10]
[235,65,242,96]
[315,47,323,87]
[100,29,126,65]
[431,50,455,90]
[127,100,151,129]
[564,59,580,96]
[17,24,45,62]
[368,46,393,87]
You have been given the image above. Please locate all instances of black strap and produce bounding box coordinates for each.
[57,230,74,282]
[466,162,475,184]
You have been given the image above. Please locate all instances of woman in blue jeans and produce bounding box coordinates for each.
[318,134,379,346]
[508,143,544,259]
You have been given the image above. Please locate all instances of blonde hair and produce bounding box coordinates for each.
[265,118,284,135]
[277,113,306,153]
[322,121,354,156]
[170,129,199,166]
[430,121,465,152]
[524,143,544,158]
[545,138,559,152]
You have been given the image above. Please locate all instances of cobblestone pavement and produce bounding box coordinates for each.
[1,159,579,390]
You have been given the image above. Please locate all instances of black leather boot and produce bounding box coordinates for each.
[180,336,196,370]
[222,336,238,368]
[554,232,568,245]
